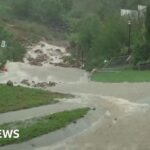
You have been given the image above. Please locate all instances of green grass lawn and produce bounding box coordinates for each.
[0,108,90,146]
[91,70,150,83]
[0,85,72,113]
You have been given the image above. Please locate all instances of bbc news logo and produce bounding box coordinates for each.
[0,130,20,139]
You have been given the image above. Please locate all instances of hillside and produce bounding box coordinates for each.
[0,0,150,70]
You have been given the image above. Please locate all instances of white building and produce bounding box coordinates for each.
[121,5,147,20]
[138,5,147,18]
[138,5,147,11]
[121,9,138,19]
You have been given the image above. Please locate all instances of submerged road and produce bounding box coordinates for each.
[0,62,150,150]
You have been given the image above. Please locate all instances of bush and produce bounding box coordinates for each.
[133,43,150,64]
[0,26,25,63]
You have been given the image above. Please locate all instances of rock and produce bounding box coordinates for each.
[7,80,13,86]
[27,57,43,66]
[113,118,118,125]
[114,118,118,121]
[21,80,30,86]
[92,107,96,111]
[34,49,43,54]
[31,54,48,65]
[27,57,35,62]
[55,49,61,53]
[29,61,42,66]
[33,81,56,88]
[41,43,45,47]
[34,82,49,88]
[73,120,77,124]
[55,63,70,68]
[55,49,63,55]
[49,81,56,87]
[32,81,35,84]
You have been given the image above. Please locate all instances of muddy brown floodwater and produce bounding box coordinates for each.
[0,43,150,150]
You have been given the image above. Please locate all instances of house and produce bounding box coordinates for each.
[121,5,147,20]
[121,9,138,19]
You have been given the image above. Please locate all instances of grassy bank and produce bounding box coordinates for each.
[91,70,150,83]
[0,108,90,146]
[0,85,72,113]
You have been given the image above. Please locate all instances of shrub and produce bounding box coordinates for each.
[0,26,25,63]
[133,43,150,65]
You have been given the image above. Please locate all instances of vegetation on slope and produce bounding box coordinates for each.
[0,27,25,64]
[0,0,150,70]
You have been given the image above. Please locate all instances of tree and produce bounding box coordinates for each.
[145,5,150,42]
[12,0,73,27]
[12,0,32,19]
[76,14,101,69]
[72,14,128,70]
[0,26,25,63]
[61,0,73,11]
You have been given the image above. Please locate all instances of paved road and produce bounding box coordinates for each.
[0,101,87,124]
[0,108,105,150]
[1,62,150,150]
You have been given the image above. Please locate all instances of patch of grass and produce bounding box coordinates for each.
[91,70,150,83]
[0,108,90,146]
[0,85,72,113]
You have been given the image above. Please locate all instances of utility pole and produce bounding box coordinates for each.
[128,20,131,54]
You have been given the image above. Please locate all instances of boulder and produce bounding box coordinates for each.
[49,81,56,87]
[7,80,13,86]
[41,43,45,48]
[21,80,30,86]
[34,49,43,54]
[34,82,49,88]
